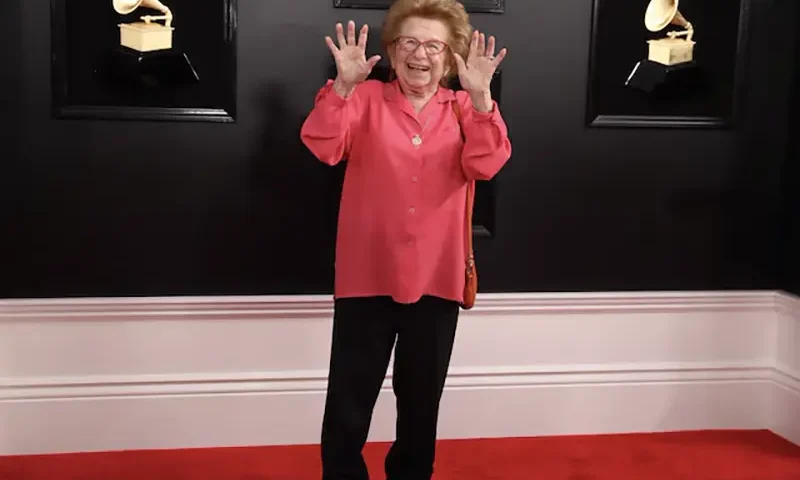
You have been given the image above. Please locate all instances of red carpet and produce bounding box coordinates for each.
[2,430,800,479]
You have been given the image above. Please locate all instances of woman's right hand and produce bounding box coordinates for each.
[325,21,381,97]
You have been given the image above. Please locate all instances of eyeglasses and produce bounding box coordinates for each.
[394,36,448,55]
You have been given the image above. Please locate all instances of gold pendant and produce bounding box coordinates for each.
[411,134,422,147]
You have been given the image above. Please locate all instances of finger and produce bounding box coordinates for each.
[468,30,479,61]
[347,20,356,45]
[477,32,486,56]
[366,54,381,70]
[325,36,339,57]
[485,35,496,58]
[453,53,467,74]
[335,23,346,49]
[492,47,507,68]
[358,24,369,50]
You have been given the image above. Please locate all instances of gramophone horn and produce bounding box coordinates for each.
[113,0,171,16]
[113,0,143,15]
[644,0,689,32]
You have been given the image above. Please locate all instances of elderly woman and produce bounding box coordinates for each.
[300,0,511,478]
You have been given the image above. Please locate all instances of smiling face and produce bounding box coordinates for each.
[389,16,451,95]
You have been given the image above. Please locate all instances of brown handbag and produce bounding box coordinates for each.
[451,100,477,310]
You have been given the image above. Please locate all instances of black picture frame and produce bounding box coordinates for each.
[585,0,749,128]
[333,0,504,14]
[50,0,238,123]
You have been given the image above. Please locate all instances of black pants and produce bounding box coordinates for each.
[320,295,460,480]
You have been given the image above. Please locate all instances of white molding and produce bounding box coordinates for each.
[0,290,792,455]
[1,361,773,401]
[772,291,800,445]
[773,366,800,445]
[0,290,779,319]
[0,363,774,455]
[776,291,799,314]
[773,364,800,392]
[784,292,800,315]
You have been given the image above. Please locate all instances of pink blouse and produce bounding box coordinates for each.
[300,78,511,305]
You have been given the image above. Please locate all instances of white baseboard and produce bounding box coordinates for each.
[773,292,800,445]
[0,290,791,455]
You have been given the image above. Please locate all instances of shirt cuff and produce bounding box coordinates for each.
[316,79,351,107]
[470,100,501,122]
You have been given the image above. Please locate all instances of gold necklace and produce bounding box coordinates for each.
[411,115,432,148]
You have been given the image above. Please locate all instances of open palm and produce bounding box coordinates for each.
[454,30,507,95]
[326,21,381,88]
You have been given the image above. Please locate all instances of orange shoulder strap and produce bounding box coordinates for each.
[451,99,475,269]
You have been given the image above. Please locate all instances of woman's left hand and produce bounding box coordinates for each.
[454,30,507,112]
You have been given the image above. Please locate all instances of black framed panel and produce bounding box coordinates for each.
[333,0,504,14]
[585,0,749,128]
[50,0,237,122]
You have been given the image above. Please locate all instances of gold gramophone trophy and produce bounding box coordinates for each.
[114,0,174,52]
[645,0,695,65]
[625,0,700,93]
[99,0,199,89]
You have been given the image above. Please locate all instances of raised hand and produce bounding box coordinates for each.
[326,21,381,96]
[453,30,507,111]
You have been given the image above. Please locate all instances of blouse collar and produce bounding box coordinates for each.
[383,79,456,104]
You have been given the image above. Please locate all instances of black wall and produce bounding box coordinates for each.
[779,3,800,297]
[2,0,22,298]
[3,1,798,299]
